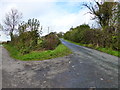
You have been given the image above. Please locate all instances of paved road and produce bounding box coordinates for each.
[2,39,119,88]
[60,39,119,88]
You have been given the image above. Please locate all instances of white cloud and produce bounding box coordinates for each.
[1,0,93,3]
[0,0,94,41]
[38,8,93,33]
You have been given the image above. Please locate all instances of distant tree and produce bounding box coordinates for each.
[64,24,91,43]
[4,8,22,41]
[57,32,64,38]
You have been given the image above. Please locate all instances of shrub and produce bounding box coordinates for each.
[41,32,61,50]
[20,47,30,55]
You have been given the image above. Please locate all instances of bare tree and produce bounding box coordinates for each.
[4,8,22,41]
[83,0,117,28]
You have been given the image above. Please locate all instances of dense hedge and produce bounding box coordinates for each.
[64,24,119,51]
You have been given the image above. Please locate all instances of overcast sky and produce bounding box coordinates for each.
[0,0,97,41]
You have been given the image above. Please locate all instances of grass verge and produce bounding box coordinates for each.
[4,44,72,61]
[64,39,119,57]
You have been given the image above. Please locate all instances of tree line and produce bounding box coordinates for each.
[64,1,119,51]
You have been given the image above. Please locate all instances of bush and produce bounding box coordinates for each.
[20,47,30,55]
[41,32,61,50]
[11,30,39,55]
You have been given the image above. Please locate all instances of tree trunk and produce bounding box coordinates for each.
[10,32,14,41]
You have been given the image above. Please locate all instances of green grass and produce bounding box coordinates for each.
[4,44,72,61]
[64,39,119,57]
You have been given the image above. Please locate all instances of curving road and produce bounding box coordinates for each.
[1,39,119,88]
[60,39,119,88]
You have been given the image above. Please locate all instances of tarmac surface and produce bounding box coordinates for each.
[1,39,119,88]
